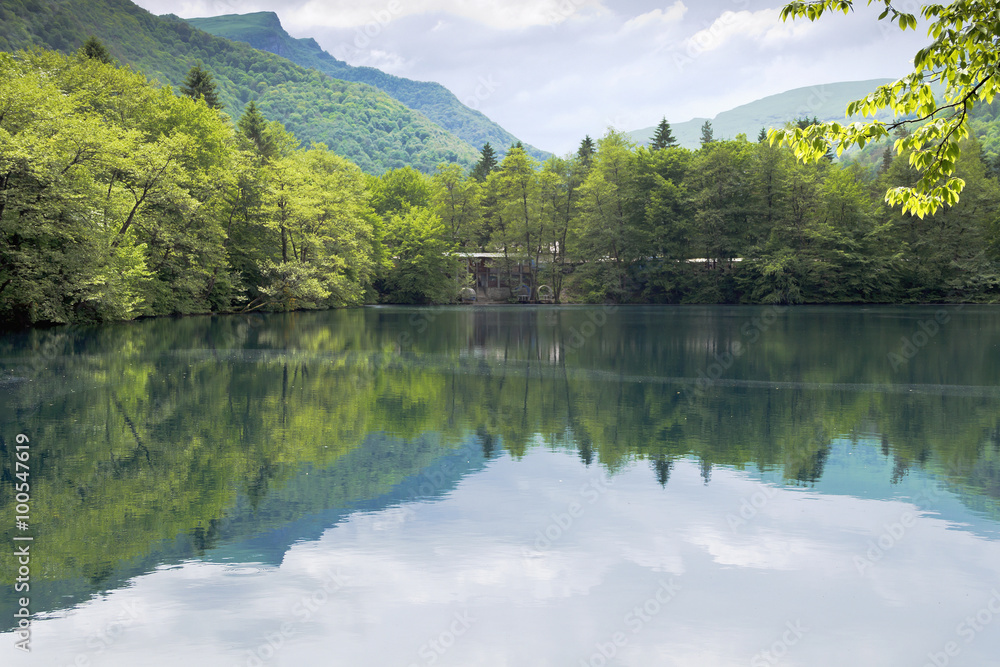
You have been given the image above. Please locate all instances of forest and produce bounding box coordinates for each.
[2,46,1000,328]
[0,0,480,173]
[183,11,551,163]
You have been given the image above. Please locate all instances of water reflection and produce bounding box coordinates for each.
[1,306,999,665]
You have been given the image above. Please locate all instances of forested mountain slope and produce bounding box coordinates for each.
[185,11,550,162]
[0,0,479,173]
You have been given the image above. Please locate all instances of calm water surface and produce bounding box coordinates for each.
[1,305,1000,667]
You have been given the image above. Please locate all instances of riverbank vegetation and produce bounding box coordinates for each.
[2,47,1000,328]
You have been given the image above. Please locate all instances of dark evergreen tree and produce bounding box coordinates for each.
[757,127,768,143]
[79,36,113,64]
[181,62,222,109]
[470,142,498,181]
[879,145,895,175]
[578,135,596,168]
[700,120,714,146]
[650,118,678,150]
[237,101,275,159]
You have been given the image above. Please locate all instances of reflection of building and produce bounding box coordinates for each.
[462,253,536,302]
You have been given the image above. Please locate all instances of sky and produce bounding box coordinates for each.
[129,0,933,155]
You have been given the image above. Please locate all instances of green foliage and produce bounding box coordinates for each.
[378,208,461,304]
[79,35,112,63]
[0,0,479,174]
[368,166,432,218]
[0,49,379,326]
[578,135,596,168]
[772,0,1000,218]
[180,61,221,109]
[3,42,1000,329]
[651,118,678,150]
[470,142,498,182]
[700,120,715,146]
[185,12,550,162]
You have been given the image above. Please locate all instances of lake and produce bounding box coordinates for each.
[2,305,1000,667]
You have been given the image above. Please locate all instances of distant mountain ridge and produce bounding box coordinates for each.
[185,11,551,162]
[629,79,897,149]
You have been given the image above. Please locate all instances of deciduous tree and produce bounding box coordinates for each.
[771,0,1000,217]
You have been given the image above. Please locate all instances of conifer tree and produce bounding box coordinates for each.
[237,101,275,159]
[79,36,113,64]
[700,121,714,146]
[470,142,498,181]
[578,135,596,168]
[181,62,222,109]
[650,118,678,150]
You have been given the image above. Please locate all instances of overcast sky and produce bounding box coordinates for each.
[130,0,931,155]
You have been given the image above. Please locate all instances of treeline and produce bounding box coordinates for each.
[447,126,1000,304]
[4,48,1000,328]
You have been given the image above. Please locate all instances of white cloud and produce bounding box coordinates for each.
[8,452,1000,667]
[683,8,781,54]
[128,0,934,155]
[621,1,687,33]
[284,0,608,31]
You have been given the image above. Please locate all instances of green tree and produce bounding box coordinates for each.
[574,130,644,302]
[470,142,498,182]
[431,163,482,249]
[491,146,543,299]
[538,156,585,303]
[379,207,461,304]
[181,62,222,109]
[700,121,715,146]
[78,36,113,64]
[650,118,678,150]
[578,135,596,168]
[237,101,277,160]
[632,146,695,301]
[772,0,1000,217]
[369,166,432,218]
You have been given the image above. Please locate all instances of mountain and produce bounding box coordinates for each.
[185,11,551,162]
[629,79,897,149]
[0,0,479,173]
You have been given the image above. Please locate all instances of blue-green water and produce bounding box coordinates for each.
[1,305,999,666]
